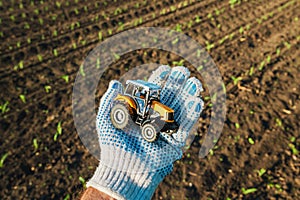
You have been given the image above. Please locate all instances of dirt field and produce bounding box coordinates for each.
[0,0,299,199]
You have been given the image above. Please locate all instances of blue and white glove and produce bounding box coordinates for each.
[87,66,204,200]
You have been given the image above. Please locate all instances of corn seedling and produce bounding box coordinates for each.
[113,53,120,60]
[205,41,214,51]
[39,18,43,25]
[37,54,43,62]
[98,31,102,41]
[64,194,70,200]
[79,176,86,188]
[290,136,296,143]
[61,75,69,83]
[0,153,9,168]
[288,143,298,155]
[72,42,77,49]
[229,0,240,8]
[258,61,265,71]
[242,187,257,195]
[19,94,26,103]
[256,168,266,176]
[56,1,61,8]
[80,65,85,76]
[248,137,255,145]
[248,66,254,76]
[53,30,58,37]
[231,76,242,85]
[0,101,9,113]
[195,15,201,23]
[24,22,30,29]
[276,48,280,56]
[235,123,240,129]
[174,24,182,32]
[54,121,62,141]
[44,85,51,93]
[284,41,291,49]
[33,138,38,150]
[53,49,58,56]
[172,59,184,66]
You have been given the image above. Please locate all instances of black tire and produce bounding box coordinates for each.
[141,123,159,142]
[110,103,131,130]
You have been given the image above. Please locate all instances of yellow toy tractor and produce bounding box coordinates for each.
[110,80,178,142]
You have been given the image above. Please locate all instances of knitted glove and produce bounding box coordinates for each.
[87,66,204,200]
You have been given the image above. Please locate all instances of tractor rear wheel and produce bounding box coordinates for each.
[110,102,131,130]
[141,123,159,142]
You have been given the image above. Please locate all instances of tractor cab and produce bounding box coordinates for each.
[124,80,161,117]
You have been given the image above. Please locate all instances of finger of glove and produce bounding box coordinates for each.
[160,66,190,107]
[98,80,123,114]
[171,77,203,122]
[147,65,171,87]
[173,96,204,146]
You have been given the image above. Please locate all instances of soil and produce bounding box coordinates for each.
[0,0,299,199]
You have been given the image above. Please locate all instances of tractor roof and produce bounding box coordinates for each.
[126,79,161,91]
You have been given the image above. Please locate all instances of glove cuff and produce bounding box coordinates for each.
[86,163,165,200]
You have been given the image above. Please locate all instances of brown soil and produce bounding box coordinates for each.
[0,0,299,199]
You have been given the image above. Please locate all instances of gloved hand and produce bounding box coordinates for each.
[87,66,204,200]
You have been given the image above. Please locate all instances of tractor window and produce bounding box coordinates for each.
[124,84,135,95]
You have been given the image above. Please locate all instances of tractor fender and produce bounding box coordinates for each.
[114,94,137,111]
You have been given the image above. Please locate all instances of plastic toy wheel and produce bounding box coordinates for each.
[141,123,159,142]
[110,103,131,130]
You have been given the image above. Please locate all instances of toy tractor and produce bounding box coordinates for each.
[110,79,178,142]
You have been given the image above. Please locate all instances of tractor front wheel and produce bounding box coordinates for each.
[141,123,159,142]
[110,103,131,130]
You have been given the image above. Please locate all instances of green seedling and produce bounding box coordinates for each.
[242,187,257,195]
[53,30,58,37]
[24,22,30,29]
[172,59,184,66]
[276,48,280,56]
[0,101,9,113]
[74,8,79,15]
[249,66,254,76]
[288,143,298,155]
[248,137,255,145]
[19,94,26,103]
[0,153,9,168]
[80,65,85,76]
[114,8,122,15]
[290,136,296,143]
[256,168,266,176]
[39,18,43,25]
[79,176,86,188]
[53,49,58,56]
[37,54,43,62]
[195,15,201,23]
[231,76,242,85]
[284,42,291,49]
[33,138,38,150]
[54,121,62,141]
[61,75,69,83]
[205,41,214,51]
[64,194,70,200]
[235,123,240,129]
[174,24,182,32]
[98,31,102,41]
[56,1,61,8]
[44,85,51,93]
[266,55,271,63]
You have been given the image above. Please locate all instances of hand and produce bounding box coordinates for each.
[87,66,204,200]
